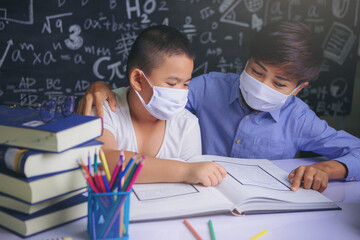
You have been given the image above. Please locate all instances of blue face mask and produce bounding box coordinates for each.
[239,69,301,112]
[133,71,189,120]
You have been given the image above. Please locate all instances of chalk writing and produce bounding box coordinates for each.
[0,0,358,117]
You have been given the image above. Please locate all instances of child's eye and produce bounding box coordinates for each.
[184,83,189,87]
[167,83,176,86]
[274,82,286,87]
[252,68,262,76]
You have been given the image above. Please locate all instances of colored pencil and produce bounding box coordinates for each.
[82,151,145,239]
[118,156,126,190]
[121,161,138,192]
[208,220,216,240]
[77,161,99,193]
[99,148,111,181]
[125,156,144,192]
[101,170,111,192]
[249,229,268,240]
[93,172,101,191]
[97,171,106,192]
[88,151,92,176]
[102,156,145,238]
[117,153,136,237]
[109,153,123,189]
[94,149,98,173]
[184,218,202,240]
[121,153,136,180]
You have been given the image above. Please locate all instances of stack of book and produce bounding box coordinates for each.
[0,105,103,237]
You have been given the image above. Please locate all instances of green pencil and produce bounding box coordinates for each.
[94,150,98,173]
[208,219,216,240]
[121,162,138,191]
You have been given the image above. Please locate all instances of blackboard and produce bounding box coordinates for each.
[0,0,359,116]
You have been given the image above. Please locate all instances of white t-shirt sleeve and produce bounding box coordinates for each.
[179,117,202,161]
[101,101,117,135]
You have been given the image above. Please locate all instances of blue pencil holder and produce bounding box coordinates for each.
[88,189,131,240]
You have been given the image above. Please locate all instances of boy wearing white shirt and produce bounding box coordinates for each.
[94,25,227,186]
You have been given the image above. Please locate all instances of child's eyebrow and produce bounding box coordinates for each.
[254,60,290,82]
[255,61,267,72]
[166,76,191,82]
[275,75,290,82]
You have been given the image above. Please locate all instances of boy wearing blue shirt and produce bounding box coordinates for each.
[78,21,360,192]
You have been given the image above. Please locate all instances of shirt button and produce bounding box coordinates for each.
[350,177,354,181]
[245,115,250,120]
[236,140,241,144]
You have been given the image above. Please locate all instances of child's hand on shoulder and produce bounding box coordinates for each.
[184,162,227,187]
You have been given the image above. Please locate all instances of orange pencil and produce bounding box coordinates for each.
[80,159,92,179]
[184,218,202,240]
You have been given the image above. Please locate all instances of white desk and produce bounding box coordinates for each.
[1,158,360,240]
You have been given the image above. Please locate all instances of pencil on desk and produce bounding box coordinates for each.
[249,229,268,240]
[208,219,216,240]
[184,218,202,240]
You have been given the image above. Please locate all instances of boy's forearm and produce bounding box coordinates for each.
[103,149,188,183]
[136,157,188,183]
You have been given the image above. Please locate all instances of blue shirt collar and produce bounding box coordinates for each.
[229,76,280,122]
[229,78,241,105]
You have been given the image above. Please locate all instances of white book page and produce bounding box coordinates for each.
[130,182,232,221]
[190,155,334,207]
[130,155,336,221]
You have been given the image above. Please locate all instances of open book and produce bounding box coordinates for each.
[129,155,340,222]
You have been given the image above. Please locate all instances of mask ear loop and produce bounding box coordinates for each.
[139,70,154,88]
[244,60,249,72]
[132,70,154,107]
[289,83,303,96]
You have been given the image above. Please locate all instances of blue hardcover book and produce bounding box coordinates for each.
[0,189,86,215]
[0,105,103,152]
[0,192,88,238]
[0,139,103,178]
[0,166,87,204]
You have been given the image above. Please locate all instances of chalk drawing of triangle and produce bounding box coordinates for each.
[220,0,250,28]
[193,61,209,75]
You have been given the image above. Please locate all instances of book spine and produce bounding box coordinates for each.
[0,146,26,176]
[0,145,6,165]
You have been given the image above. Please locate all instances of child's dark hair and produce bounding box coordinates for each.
[249,20,324,82]
[126,25,195,77]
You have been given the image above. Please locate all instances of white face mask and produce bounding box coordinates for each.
[133,70,188,120]
[239,69,301,112]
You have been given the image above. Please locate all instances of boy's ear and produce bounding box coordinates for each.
[292,81,309,96]
[129,69,143,91]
